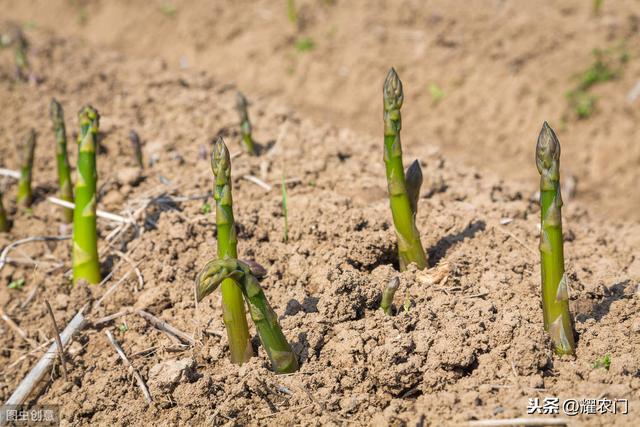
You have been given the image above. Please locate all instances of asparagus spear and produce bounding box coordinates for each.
[0,192,9,232]
[380,276,400,315]
[536,122,576,355]
[211,137,253,364]
[235,92,257,155]
[383,68,428,271]
[196,257,299,373]
[128,130,144,169]
[50,98,74,223]
[17,129,37,208]
[72,106,101,285]
[13,28,29,81]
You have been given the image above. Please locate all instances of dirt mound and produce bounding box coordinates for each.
[0,26,639,426]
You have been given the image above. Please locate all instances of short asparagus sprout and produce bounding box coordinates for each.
[196,257,299,374]
[128,130,144,169]
[383,68,428,271]
[17,129,37,208]
[235,92,256,155]
[72,106,101,285]
[211,137,253,364]
[50,98,74,223]
[536,122,576,355]
[380,276,400,315]
[0,192,9,232]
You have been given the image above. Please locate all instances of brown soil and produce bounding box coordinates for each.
[0,4,639,427]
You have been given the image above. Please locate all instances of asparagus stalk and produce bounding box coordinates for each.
[536,122,576,355]
[211,137,253,364]
[196,257,299,373]
[380,276,400,315]
[128,130,144,169]
[235,92,256,155]
[14,28,29,81]
[0,192,9,232]
[50,98,74,223]
[72,106,101,285]
[383,68,428,271]
[17,129,36,208]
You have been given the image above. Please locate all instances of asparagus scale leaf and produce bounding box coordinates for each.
[17,129,37,208]
[211,137,253,364]
[383,68,428,271]
[72,106,101,285]
[235,92,257,155]
[536,122,576,355]
[197,257,299,374]
[0,192,9,232]
[50,98,74,223]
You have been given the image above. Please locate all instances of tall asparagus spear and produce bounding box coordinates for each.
[128,130,144,169]
[197,257,299,373]
[0,192,9,232]
[383,68,428,271]
[13,28,29,81]
[536,122,576,355]
[211,137,253,364]
[50,98,74,223]
[17,129,36,208]
[235,92,256,155]
[72,106,101,285]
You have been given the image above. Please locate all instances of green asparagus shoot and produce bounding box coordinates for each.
[72,105,101,285]
[17,129,37,208]
[287,0,297,25]
[197,257,299,374]
[13,28,29,81]
[536,122,576,355]
[50,98,74,223]
[281,175,289,243]
[0,192,9,232]
[295,37,315,52]
[235,92,256,155]
[383,68,428,271]
[211,137,253,364]
[128,130,144,169]
[380,276,399,315]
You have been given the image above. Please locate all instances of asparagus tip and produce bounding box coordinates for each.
[211,136,231,174]
[405,159,423,215]
[536,121,560,173]
[383,67,403,108]
[236,91,248,110]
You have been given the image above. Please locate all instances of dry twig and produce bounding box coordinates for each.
[44,301,67,379]
[0,306,37,348]
[104,329,152,405]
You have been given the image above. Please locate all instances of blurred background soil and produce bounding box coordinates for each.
[2,0,639,222]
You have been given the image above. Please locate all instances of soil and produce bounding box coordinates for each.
[0,3,639,427]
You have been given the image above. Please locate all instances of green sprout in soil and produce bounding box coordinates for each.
[428,83,445,103]
[17,129,37,208]
[281,175,289,243]
[209,137,253,364]
[200,202,212,214]
[72,105,101,285]
[536,122,576,355]
[8,278,25,290]
[287,0,297,25]
[0,192,9,232]
[593,354,611,370]
[235,92,256,155]
[50,98,74,223]
[593,0,603,14]
[196,257,299,374]
[566,46,628,119]
[118,322,129,333]
[159,3,177,17]
[383,68,428,271]
[128,130,144,169]
[380,276,399,315]
[295,37,315,53]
